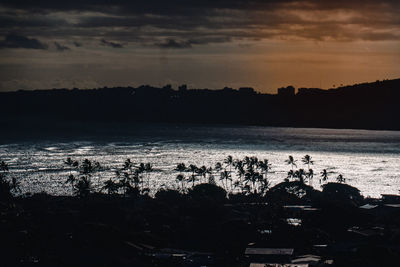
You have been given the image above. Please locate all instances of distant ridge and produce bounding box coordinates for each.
[1,78,400,137]
[4,78,400,96]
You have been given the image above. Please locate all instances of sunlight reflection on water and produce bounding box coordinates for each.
[1,125,400,197]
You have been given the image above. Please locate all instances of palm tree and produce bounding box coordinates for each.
[244,169,262,194]
[258,159,271,180]
[132,170,141,190]
[215,162,222,172]
[337,174,346,183]
[259,177,270,195]
[224,155,233,178]
[188,173,198,187]
[302,155,314,169]
[64,157,73,170]
[285,155,297,170]
[220,170,231,191]
[0,160,9,177]
[250,156,259,167]
[308,168,314,177]
[10,177,21,194]
[80,159,101,190]
[294,169,306,184]
[176,174,185,191]
[235,162,245,188]
[302,155,314,185]
[233,180,242,192]
[138,163,146,173]
[306,169,314,186]
[102,178,118,195]
[136,163,147,191]
[64,157,78,180]
[287,170,295,181]
[175,163,186,173]
[188,164,198,187]
[206,167,214,184]
[65,174,76,192]
[320,169,328,184]
[144,163,153,188]
[243,156,251,166]
[74,176,91,197]
[118,172,131,196]
[124,158,133,171]
[198,165,207,183]
[224,155,233,166]
[81,159,93,174]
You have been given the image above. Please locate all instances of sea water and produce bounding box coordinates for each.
[1,125,399,197]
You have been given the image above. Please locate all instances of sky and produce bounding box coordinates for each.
[0,0,399,93]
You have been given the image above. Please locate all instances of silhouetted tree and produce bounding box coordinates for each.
[285,155,297,170]
[175,163,187,190]
[215,162,222,172]
[64,157,79,193]
[123,158,134,170]
[188,164,198,187]
[294,169,306,184]
[176,174,185,191]
[0,160,9,172]
[175,163,186,173]
[102,178,119,195]
[337,174,346,183]
[302,155,314,185]
[287,170,295,181]
[258,159,271,180]
[306,169,314,185]
[74,176,91,197]
[302,155,314,169]
[144,163,153,188]
[0,160,12,199]
[224,155,233,178]
[206,167,214,184]
[320,169,328,184]
[220,170,232,191]
[65,174,76,192]
[198,165,207,183]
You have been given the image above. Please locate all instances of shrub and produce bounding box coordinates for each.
[188,183,227,203]
[321,182,363,207]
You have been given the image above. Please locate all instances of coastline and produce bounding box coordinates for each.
[1,181,400,266]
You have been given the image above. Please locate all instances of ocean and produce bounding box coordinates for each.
[1,124,399,197]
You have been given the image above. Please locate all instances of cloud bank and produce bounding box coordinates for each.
[0,0,399,49]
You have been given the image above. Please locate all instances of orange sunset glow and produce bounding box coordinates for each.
[0,0,399,92]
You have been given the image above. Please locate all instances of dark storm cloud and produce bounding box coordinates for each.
[0,34,48,49]
[156,39,192,49]
[101,39,123,48]
[0,14,68,28]
[54,42,70,51]
[0,0,399,48]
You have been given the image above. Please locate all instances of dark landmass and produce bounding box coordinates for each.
[1,182,400,267]
[1,153,399,266]
[1,79,400,138]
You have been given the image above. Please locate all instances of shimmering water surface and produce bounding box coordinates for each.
[1,125,400,197]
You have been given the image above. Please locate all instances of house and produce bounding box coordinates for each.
[245,248,294,263]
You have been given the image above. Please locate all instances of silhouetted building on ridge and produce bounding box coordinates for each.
[277,86,295,96]
[178,84,187,92]
[297,87,326,96]
[239,87,255,94]
[163,84,172,90]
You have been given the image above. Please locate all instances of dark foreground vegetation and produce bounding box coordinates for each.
[1,155,400,266]
[1,79,400,137]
